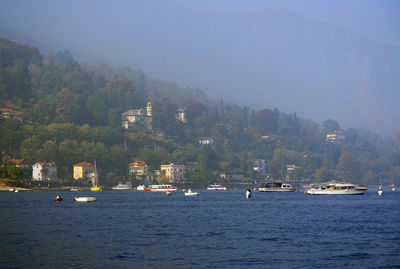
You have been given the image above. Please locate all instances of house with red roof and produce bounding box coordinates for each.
[73,162,95,180]
[128,161,148,177]
[32,162,57,181]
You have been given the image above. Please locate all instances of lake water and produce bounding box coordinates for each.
[1,189,399,268]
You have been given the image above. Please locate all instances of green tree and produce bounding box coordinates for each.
[55,88,78,123]
[336,152,362,183]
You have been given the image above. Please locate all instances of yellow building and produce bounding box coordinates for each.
[160,163,185,183]
[73,162,94,180]
[128,161,148,176]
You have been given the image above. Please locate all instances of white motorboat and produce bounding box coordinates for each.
[207,184,226,191]
[144,184,178,192]
[75,197,96,202]
[136,185,145,191]
[184,189,199,196]
[112,181,133,190]
[259,182,295,192]
[306,182,367,195]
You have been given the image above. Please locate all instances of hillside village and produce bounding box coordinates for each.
[1,38,400,189]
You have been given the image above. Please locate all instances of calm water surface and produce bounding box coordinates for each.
[1,189,399,268]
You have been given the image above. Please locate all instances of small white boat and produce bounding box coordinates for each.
[207,184,226,191]
[70,188,79,192]
[112,181,133,190]
[136,185,145,191]
[184,189,199,196]
[306,182,367,195]
[75,197,96,202]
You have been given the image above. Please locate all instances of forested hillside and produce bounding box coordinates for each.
[1,38,399,186]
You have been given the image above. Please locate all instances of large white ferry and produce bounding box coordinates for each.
[259,182,296,192]
[207,184,227,191]
[306,182,367,195]
[144,184,177,192]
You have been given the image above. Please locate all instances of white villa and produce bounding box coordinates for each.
[32,162,58,181]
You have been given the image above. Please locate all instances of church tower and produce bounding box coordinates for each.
[146,102,152,117]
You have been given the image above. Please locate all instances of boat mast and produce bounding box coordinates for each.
[94,159,98,187]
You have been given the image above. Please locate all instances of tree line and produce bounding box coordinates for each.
[1,38,400,186]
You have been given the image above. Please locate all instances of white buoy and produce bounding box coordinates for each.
[378,186,383,196]
[246,188,252,199]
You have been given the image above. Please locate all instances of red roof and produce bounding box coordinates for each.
[6,159,25,165]
[37,162,56,167]
[129,161,147,166]
[74,162,94,167]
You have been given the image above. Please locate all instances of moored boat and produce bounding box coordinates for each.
[90,160,102,192]
[306,182,367,195]
[136,185,145,191]
[207,184,226,191]
[75,197,96,202]
[144,184,177,192]
[259,182,295,192]
[184,189,199,196]
[112,181,133,190]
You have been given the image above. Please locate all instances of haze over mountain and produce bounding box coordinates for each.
[0,0,399,135]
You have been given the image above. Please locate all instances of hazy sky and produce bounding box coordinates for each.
[0,0,399,134]
[176,0,400,45]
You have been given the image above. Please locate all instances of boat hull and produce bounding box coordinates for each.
[259,188,295,192]
[75,197,96,202]
[144,185,178,192]
[306,189,366,195]
[148,188,177,192]
[90,187,101,192]
[185,192,199,196]
[207,185,227,191]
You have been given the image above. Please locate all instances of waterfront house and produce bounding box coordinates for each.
[6,158,29,169]
[161,163,186,183]
[32,162,57,181]
[128,161,148,177]
[73,162,95,180]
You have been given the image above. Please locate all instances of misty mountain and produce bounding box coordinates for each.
[0,0,399,134]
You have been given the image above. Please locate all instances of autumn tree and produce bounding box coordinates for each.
[56,88,78,123]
